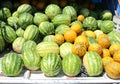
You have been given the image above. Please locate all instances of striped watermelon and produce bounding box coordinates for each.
[17,4,33,15]
[22,40,37,53]
[0,35,5,52]
[36,42,59,57]
[39,21,55,36]
[60,42,73,58]
[16,27,24,37]
[0,21,6,35]
[7,16,18,28]
[24,25,39,42]
[62,53,82,77]
[33,12,48,26]
[83,51,103,76]
[0,20,6,28]
[41,53,61,77]
[1,52,23,76]
[55,24,70,35]
[12,11,19,17]
[18,13,33,29]
[45,4,61,20]
[0,7,11,21]
[2,25,17,43]
[62,6,77,21]
[52,14,71,26]
[42,35,55,42]
[12,37,26,53]
[22,49,41,70]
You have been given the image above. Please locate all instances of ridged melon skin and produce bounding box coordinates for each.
[18,13,33,29]
[55,24,70,35]
[7,16,18,28]
[52,14,71,26]
[39,21,54,36]
[83,51,103,76]
[36,42,59,57]
[16,28,24,37]
[42,35,55,42]
[22,40,37,53]
[24,25,39,42]
[62,53,82,77]
[33,12,48,26]
[2,25,17,43]
[62,6,77,21]
[0,35,5,52]
[12,37,26,53]
[41,53,61,77]
[1,53,23,76]
[45,4,61,20]
[17,4,33,14]
[22,49,41,71]
[0,7,11,21]
[60,42,73,58]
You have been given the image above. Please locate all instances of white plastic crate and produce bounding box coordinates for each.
[113,15,120,31]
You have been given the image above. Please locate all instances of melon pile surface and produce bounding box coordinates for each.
[0,1,120,80]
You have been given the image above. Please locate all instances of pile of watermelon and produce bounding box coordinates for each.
[0,0,120,80]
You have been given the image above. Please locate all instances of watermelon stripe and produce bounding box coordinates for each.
[22,49,41,70]
[24,25,39,41]
[2,53,23,76]
[62,53,82,76]
[39,21,54,36]
[83,51,103,76]
[0,36,5,52]
[36,42,59,57]
[41,53,61,76]
[17,4,32,14]
[2,26,17,43]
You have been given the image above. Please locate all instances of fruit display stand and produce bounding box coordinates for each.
[1,0,120,84]
[0,50,120,84]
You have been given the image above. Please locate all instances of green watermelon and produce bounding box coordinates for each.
[45,4,61,20]
[2,25,17,43]
[42,35,55,42]
[52,14,71,26]
[22,40,37,53]
[55,24,70,35]
[18,13,33,29]
[33,12,48,26]
[22,49,41,71]
[100,20,114,34]
[100,10,112,20]
[12,37,26,53]
[17,4,33,15]
[0,20,6,28]
[0,35,5,52]
[83,16,97,31]
[36,42,59,57]
[62,53,82,77]
[41,53,61,77]
[24,25,39,42]
[79,8,89,17]
[62,6,77,21]
[12,11,19,17]
[16,27,24,37]
[60,42,73,58]
[7,16,18,28]
[0,7,11,21]
[1,52,23,76]
[39,21,55,36]
[83,51,103,76]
